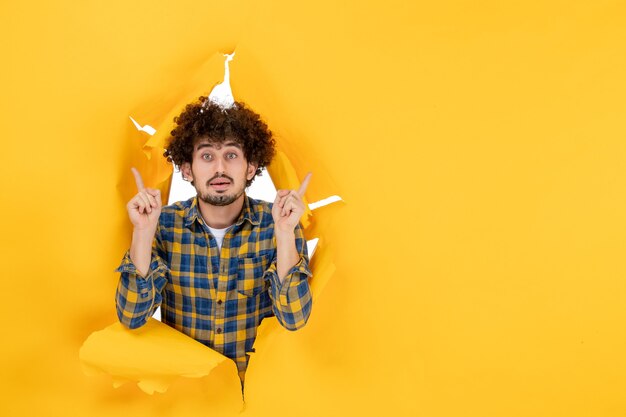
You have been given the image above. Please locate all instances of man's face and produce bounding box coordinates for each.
[182,138,257,207]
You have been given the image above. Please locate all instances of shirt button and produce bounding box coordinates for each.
[217,299,223,305]
[216,328,223,334]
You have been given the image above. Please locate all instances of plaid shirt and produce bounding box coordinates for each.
[115,195,313,382]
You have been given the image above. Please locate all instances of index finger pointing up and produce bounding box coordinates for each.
[131,167,146,191]
[297,172,312,197]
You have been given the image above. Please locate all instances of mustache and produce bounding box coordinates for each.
[206,173,234,185]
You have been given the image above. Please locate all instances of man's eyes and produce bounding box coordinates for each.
[201,152,237,160]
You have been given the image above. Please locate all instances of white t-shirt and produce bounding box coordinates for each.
[207,225,231,250]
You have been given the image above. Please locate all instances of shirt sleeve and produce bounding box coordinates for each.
[114,223,169,329]
[264,222,313,331]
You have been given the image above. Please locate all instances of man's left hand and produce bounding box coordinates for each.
[272,172,312,233]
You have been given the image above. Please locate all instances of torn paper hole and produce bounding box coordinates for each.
[84,51,330,397]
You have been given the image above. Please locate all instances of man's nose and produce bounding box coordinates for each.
[214,157,226,174]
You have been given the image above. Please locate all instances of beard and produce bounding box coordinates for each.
[196,173,246,206]
[198,188,245,206]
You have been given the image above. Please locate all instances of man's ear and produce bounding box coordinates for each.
[181,162,193,182]
[247,163,258,181]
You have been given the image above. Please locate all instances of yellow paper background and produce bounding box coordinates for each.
[2,1,626,416]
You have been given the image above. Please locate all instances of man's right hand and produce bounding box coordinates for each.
[127,167,162,232]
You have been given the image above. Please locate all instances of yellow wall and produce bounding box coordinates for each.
[1,1,625,416]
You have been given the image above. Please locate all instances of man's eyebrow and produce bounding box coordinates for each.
[223,141,242,149]
[195,141,242,151]
[196,143,212,151]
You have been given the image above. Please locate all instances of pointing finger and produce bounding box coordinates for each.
[297,172,312,197]
[131,167,145,192]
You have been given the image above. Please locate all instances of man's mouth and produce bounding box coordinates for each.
[208,178,232,191]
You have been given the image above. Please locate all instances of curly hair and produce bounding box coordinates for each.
[164,97,276,186]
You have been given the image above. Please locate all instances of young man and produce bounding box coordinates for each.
[115,98,313,384]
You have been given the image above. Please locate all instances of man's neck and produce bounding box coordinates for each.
[197,193,245,229]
